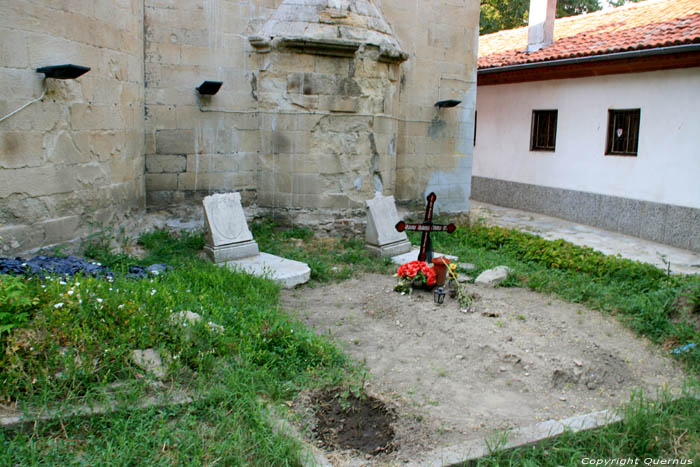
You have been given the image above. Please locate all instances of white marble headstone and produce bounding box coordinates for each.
[365,193,411,257]
[203,192,254,247]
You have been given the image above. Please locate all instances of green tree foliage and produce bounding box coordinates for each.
[609,0,645,6]
[480,0,641,35]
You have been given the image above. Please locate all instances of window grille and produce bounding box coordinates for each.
[530,110,558,151]
[606,109,641,156]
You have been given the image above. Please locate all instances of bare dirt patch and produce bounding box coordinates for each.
[311,388,396,455]
[282,273,686,464]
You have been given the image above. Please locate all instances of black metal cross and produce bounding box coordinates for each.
[395,192,456,262]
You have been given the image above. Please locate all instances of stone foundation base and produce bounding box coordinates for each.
[205,240,259,263]
[471,176,700,253]
[366,239,412,258]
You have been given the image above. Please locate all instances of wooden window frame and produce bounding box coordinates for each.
[605,108,641,156]
[530,109,558,152]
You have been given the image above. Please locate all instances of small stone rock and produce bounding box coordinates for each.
[506,336,513,342]
[475,266,511,287]
[170,310,224,334]
[574,359,583,367]
[131,348,169,380]
[459,263,476,271]
[499,366,506,372]
[559,396,567,401]
[456,354,464,360]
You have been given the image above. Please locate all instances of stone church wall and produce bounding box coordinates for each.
[143,0,479,220]
[143,0,263,208]
[0,0,478,254]
[0,0,145,254]
[385,0,478,213]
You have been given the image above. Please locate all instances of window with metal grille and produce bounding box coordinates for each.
[530,110,557,151]
[606,109,640,156]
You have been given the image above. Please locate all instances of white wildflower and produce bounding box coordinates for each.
[54,302,64,309]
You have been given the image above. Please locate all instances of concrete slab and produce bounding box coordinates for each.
[225,252,310,288]
[391,248,458,265]
[471,201,700,275]
[408,409,621,467]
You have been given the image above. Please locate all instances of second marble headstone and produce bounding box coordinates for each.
[203,192,259,263]
[365,193,412,257]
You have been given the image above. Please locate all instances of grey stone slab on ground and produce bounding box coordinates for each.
[225,252,310,289]
[391,248,458,265]
[203,192,259,262]
[365,193,412,257]
[475,266,511,287]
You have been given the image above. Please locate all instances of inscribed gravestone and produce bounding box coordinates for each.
[203,192,259,263]
[365,193,412,257]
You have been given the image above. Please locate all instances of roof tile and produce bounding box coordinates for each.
[478,0,700,69]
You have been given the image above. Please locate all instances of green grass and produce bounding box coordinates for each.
[469,389,700,466]
[0,225,363,465]
[251,220,395,282]
[2,218,699,464]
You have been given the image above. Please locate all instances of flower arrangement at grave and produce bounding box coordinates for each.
[394,260,436,294]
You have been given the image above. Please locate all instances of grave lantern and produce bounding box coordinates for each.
[434,287,446,305]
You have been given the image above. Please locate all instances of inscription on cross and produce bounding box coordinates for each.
[395,192,456,262]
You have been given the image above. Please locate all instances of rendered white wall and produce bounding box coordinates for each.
[473,67,700,209]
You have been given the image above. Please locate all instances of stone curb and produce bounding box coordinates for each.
[407,409,620,467]
[0,390,194,430]
[407,390,700,467]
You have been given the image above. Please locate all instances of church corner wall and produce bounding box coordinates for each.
[143,0,480,219]
[0,0,145,255]
[384,0,479,214]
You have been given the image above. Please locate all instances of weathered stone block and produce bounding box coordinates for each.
[318,96,359,113]
[39,215,83,247]
[146,154,186,173]
[146,173,178,191]
[0,166,75,198]
[238,130,261,153]
[185,154,212,172]
[156,129,195,154]
[220,155,245,173]
[0,131,44,168]
[1,29,28,68]
[70,104,125,131]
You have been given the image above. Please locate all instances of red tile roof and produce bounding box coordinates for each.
[478,0,700,69]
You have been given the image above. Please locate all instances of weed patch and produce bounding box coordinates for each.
[251,220,395,282]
